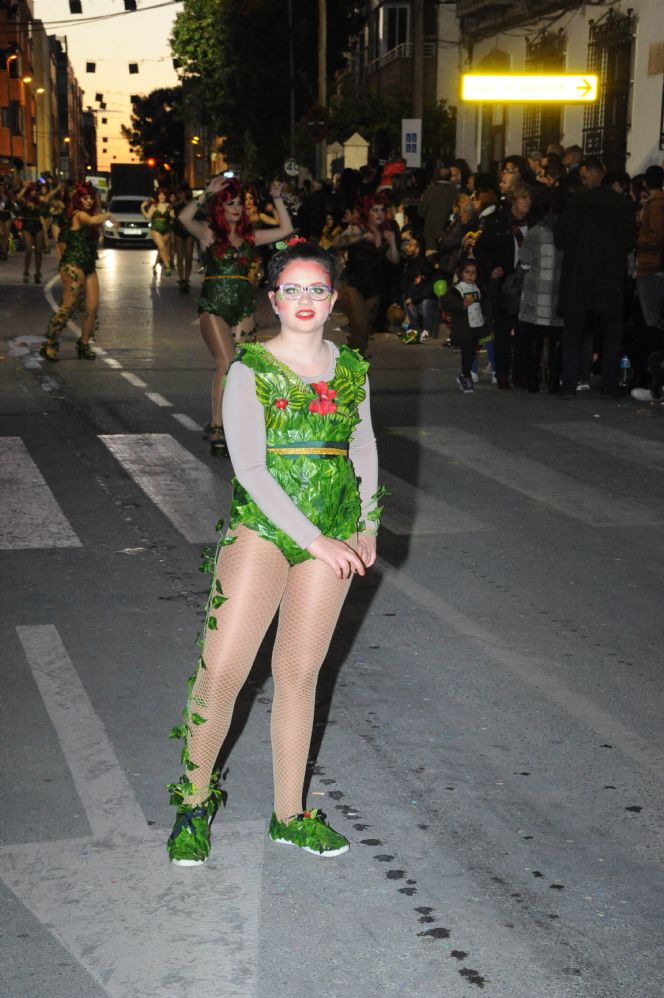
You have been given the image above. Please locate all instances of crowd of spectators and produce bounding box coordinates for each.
[4,152,663,404]
[294,146,664,402]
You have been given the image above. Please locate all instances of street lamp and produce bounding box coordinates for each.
[63,136,71,144]
[35,87,45,95]
[22,74,32,84]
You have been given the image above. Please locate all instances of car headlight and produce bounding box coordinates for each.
[104,219,116,229]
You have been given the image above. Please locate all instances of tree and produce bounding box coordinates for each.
[328,77,457,166]
[422,99,457,163]
[328,77,410,158]
[121,87,185,172]
[170,0,364,176]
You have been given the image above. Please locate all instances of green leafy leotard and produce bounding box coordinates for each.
[228,342,382,564]
[60,226,98,275]
[197,241,257,327]
[149,207,172,234]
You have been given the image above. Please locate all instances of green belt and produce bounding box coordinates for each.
[203,275,249,281]
[266,440,349,459]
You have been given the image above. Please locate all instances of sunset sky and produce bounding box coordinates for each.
[33,0,181,171]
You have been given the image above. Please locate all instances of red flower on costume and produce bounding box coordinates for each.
[308,381,337,415]
[274,397,289,409]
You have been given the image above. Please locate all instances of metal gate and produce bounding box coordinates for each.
[521,31,566,157]
[582,9,635,170]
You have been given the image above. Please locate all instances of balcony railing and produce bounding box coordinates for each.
[367,41,435,74]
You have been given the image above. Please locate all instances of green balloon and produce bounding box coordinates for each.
[433,278,448,297]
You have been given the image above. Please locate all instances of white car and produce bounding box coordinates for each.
[104,195,152,245]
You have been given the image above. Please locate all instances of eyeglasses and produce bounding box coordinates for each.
[277,283,332,301]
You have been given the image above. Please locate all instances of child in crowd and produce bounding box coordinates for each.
[399,229,440,343]
[442,258,492,392]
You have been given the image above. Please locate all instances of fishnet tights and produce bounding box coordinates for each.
[185,526,352,819]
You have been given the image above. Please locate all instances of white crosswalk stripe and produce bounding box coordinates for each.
[11,421,659,554]
[538,421,664,473]
[99,433,230,542]
[392,425,664,527]
[1,625,263,998]
[0,438,81,549]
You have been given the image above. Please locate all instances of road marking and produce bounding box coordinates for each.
[0,438,81,549]
[145,391,173,408]
[378,562,664,780]
[392,425,663,527]
[103,357,123,369]
[380,469,486,535]
[119,371,148,388]
[538,421,664,473]
[99,433,231,542]
[172,413,204,432]
[0,625,263,998]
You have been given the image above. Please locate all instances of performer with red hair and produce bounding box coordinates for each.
[15,181,47,283]
[39,182,115,362]
[334,193,399,357]
[141,188,175,274]
[178,175,292,455]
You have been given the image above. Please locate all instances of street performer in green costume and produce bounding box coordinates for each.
[178,175,293,456]
[167,239,387,864]
[39,182,115,362]
[141,188,175,275]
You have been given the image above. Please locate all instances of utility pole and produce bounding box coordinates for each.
[317,0,327,181]
[412,0,424,120]
[287,0,295,158]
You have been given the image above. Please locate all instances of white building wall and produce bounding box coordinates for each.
[628,0,664,172]
[445,0,664,173]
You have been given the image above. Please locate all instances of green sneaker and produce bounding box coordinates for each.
[269,809,349,857]
[167,797,217,866]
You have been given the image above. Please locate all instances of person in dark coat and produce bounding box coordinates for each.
[418,166,457,253]
[473,183,532,388]
[554,156,636,396]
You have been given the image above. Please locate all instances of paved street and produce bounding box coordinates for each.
[1,245,663,998]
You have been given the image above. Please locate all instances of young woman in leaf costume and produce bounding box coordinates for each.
[39,183,116,362]
[167,240,386,864]
[178,176,292,456]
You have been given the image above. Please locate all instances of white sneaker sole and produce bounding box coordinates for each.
[270,836,349,857]
[170,856,207,866]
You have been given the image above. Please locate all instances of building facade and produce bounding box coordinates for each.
[32,20,59,177]
[53,36,85,179]
[1,1,87,182]
[0,0,37,178]
[453,0,664,174]
[81,109,98,174]
[360,0,440,108]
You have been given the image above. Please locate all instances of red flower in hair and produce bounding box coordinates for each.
[308,381,337,415]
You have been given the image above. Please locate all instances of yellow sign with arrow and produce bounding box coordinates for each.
[461,74,598,103]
